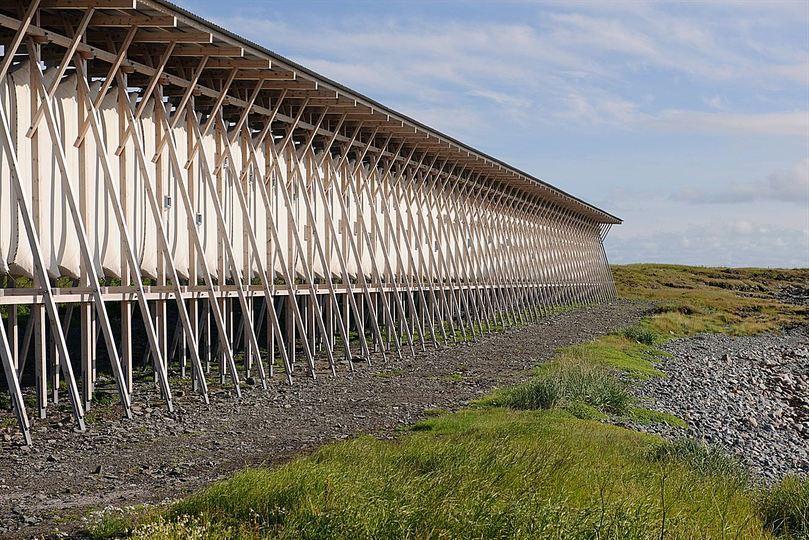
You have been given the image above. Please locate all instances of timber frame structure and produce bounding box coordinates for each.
[0,0,620,445]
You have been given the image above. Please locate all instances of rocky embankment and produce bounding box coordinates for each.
[635,327,809,482]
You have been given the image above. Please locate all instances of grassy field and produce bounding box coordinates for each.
[90,265,809,539]
[613,264,808,335]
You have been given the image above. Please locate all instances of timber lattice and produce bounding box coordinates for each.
[0,0,620,445]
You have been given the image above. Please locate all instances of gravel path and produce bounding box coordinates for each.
[634,327,809,483]
[0,300,650,539]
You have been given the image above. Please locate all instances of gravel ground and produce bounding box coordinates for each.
[634,327,809,483]
[0,300,650,539]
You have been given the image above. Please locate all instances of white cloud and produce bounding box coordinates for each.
[767,158,809,201]
[467,89,531,110]
[606,221,809,268]
[758,62,809,85]
[671,159,809,204]
[703,95,728,110]
[648,110,809,136]
[212,4,809,139]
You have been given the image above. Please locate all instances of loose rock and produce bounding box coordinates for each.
[633,326,809,483]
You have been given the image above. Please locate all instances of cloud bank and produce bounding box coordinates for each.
[672,159,809,205]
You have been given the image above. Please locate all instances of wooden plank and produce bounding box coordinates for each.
[129,44,244,57]
[37,13,175,27]
[133,30,212,43]
[91,14,176,27]
[40,0,137,8]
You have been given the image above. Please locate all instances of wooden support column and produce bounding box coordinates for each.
[118,71,132,394]
[29,50,47,419]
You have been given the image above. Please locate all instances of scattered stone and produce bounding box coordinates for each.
[633,326,809,483]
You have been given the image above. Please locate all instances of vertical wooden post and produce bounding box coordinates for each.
[8,282,18,372]
[155,85,168,385]
[186,100,197,385]
[119,72,133,395]
[29,47,47,419]
[215,115,226,383]
[77,54,95,409]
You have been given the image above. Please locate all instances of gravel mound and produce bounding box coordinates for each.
[634,327,809,483]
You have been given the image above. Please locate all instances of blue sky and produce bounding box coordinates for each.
[176,0,809,267]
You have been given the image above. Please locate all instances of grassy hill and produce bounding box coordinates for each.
[91,265,809,539]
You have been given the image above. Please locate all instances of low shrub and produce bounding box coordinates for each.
[495,363,632,416]
[648,438,747,483]
[653,302,700,316]
[759,475,809,538]
[622,325,657,345]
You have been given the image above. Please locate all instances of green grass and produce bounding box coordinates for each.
[613,264,809,336]
[628,407,688,429]
[86,265,808,539]
[373,369,403,379]
[478,329,681,428]
[649,438,748,483]
[566,334,664,378]
[89,324,787,540]
[93,409,772,540]
[623,325,657,345]
[482,361,633,416]
[758,475,809,539]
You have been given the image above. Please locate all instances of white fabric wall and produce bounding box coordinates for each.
[0,63,606,290]
[164,122,191,279]
[138,100,160,279]
[95,88,123,279]
[0,62,32,277]
[195,125,218,278]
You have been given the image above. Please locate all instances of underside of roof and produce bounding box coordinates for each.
[0,0,621,225]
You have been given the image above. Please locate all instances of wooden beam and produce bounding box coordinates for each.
[133,30,213,43]
[231,70,293,81]
[128,44,243,56]
[259,79,316,90]
[165,57,270,69]
[91,14,176,27]
[38,13,176,27]
[40,0,136,7]
[265,89,331,98]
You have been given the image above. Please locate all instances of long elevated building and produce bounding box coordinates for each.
[0,0,620,444]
